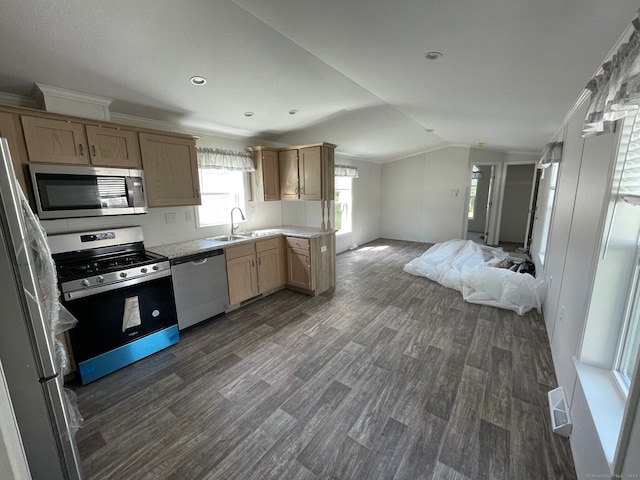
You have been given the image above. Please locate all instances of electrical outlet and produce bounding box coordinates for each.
[559,305,565,322]
[185,210,193,222]
[165,212,177,224]
[321,245,327,253]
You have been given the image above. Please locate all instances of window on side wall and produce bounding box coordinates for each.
[335,176,352,234]
[196,169,247,227]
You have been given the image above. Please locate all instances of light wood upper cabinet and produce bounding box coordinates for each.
[139,133,200,207]
[299,146,321,200]
[85,125,141,168]
[279,149,299,200]
[21,116,89,165]
[0,112,30,198]
[276,143,335,201]
[248,147,280,202]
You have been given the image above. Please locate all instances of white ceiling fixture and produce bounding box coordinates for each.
[190,76,207,86]
[424,52,443,60]
[0,0,637,162]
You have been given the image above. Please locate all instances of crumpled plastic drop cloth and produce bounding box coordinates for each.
[403,239,546,316]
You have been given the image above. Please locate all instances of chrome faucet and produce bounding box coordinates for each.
[230,207,245,235]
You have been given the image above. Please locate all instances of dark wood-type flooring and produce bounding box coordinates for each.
[73,238,576,479]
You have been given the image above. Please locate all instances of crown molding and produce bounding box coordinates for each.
[0,92,38,109]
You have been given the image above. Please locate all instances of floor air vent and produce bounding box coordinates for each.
[548,386,572,437]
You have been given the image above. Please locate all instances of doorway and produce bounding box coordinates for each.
[496,163,537,251]
[466,164,495,245]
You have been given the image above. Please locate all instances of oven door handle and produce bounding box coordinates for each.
[63,269,171,301]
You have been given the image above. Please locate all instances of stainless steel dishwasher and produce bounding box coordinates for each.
[170,249,228,330]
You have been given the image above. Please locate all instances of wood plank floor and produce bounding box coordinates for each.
[71,238,577,480]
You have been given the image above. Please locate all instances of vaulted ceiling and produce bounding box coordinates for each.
[0,1,637,162]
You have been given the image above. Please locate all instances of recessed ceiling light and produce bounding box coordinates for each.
[476,142,486,147]
[424,51,443,60]
[190,76,207,86]
[425,128,435,133]
[289,109,299,115]
[244,111,255,117]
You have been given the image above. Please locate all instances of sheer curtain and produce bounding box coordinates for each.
[196,147,255,172]
[583,10,640,136]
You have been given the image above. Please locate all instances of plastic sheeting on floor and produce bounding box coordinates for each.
[403,239,546,316]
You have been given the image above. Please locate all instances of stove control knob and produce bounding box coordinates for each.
[152,265,159,271]
[140,267,148,274]
[97,275,105,284]
[120,272,128,278]
[81,279,90,287]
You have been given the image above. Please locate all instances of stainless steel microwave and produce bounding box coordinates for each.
[28,164,147,219]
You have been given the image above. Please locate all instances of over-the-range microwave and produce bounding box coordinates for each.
[28,163,147,220]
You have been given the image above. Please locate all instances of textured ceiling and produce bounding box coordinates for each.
[0,0,637,162]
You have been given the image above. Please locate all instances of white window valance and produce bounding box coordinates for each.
[335,164,359,178]
[583,9,640,137]
[538,141,563,169]
[196,147,255,172]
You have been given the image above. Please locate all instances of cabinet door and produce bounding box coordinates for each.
[226,254,259,305]
[258,247,284,292]
[279,149,299,200]
[139,133,200,207]
[21,116,89,165]
[286,247,311,291]
[299,146,321,200]
[0,113,30,197]
[85,125,141,168]
[262,149,280,201]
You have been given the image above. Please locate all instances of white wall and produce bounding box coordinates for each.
[381,146,470,243]
[529,96,640,478]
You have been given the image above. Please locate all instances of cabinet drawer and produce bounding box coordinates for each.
[285,237,309,250]
[256,236,282,253]
[225,242,256,261]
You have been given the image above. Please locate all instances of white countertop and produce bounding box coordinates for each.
[149,225,335,259]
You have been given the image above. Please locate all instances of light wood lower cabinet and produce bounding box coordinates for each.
[284,234,335,295]
[226,237,284,307]
[285,237,312,291]
[226,246,259,306]
[256,237,284,293]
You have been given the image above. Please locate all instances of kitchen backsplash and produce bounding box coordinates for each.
[40,199,330,247]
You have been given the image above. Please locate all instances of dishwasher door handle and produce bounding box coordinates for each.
[191,258,208,265]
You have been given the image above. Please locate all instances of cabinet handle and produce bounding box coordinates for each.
[252,260,255,267]
[78,144,84,156]
[91,145,96,156]
[258,258,261,266]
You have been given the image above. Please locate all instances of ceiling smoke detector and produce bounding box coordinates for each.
[289,109,299,115]
[424,51,443,60]
[244,111,255,117]
[190,76,207,86]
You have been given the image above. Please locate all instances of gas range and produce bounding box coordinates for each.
[47,226,179,384]
[48,226,170,301]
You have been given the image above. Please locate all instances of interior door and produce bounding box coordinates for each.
[484,166,495,244]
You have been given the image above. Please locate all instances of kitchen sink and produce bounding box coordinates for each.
[207,234,249,242]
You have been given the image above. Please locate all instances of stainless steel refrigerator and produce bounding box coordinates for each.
[0,137,83,479]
